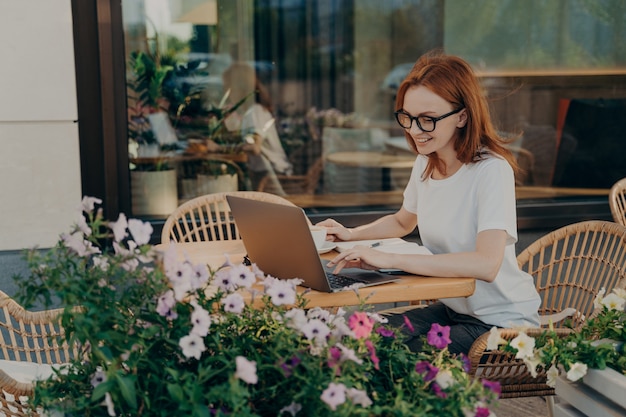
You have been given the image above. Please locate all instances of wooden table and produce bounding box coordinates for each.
[325,151,415,191]
[155,240,475,308]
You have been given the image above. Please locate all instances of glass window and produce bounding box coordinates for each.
[121,0,626,218]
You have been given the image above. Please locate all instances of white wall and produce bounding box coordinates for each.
[0,0,81,251]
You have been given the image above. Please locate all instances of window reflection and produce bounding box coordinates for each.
[122,0,626,217]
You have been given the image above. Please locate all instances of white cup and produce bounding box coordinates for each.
[310,226,327,250]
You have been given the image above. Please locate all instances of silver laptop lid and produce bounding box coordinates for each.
[226,195,333,292]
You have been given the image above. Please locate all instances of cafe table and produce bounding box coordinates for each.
[155,240,475,309]
[325,151,415,191]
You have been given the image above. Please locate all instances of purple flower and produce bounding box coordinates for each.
[431,382,447,398]
[459,353,471,372]
[415,360,438,381]
[475,407,491,417]
[365,339,379,370]
[426,323,451,349]
[482,379,501,396]
[376,327,395,338]
[278,355,301,377]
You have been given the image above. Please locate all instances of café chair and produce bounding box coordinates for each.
[161,191,297,244]
[467,220,626,414]
[0,290,79,417]
[257,157,324,195]
[609,177,626,226]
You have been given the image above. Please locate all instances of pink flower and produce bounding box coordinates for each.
[475,407,491,417]
[415,360,438,381]
[403,315,414,332]
[348,311,374,339]
[427,323,451,349]
[365,340,379,370]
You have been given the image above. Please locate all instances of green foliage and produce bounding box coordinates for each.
[14,197,499,417]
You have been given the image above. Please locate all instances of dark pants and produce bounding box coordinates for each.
[385,302,493,355]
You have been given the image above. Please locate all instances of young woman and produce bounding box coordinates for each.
[318,51,540,354]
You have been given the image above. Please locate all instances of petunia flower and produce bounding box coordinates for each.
[566,362,588,381]
[602,293,626,311]
[127,218,153,245]
[346,387,372,408]
[221,293,245,314]
[179,334,206,360]
[481,379,501,396]
[485,327,507,351]
[365,339,380,370]
[278,355,301,377]
[435,369,456,389]
[109,213,128,242]
[190,306,212,336]
[320,382,347,411]
[235,356,258,384]
[81,196,102,213]
[156,290,176,317]
[231,263,257,289]
[90,368,107,387]
[510,332,535,359]
[427,323,452,349]
[376,327,395,338]
[266,279,297,306]
[348,311,374,339]
[403,315,415,332]
[415,360,439,381]
[278,402,302,416]
[546,365,560,388]
[301,319,331,345]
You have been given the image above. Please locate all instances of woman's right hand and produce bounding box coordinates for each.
[315,218,353,242]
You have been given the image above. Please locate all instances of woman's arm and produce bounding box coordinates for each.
[317,206,417,242]
[327,228,507,283]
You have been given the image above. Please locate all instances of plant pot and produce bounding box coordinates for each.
[197,174,238,194]
[554,367,626,416]
[131,170,178,216]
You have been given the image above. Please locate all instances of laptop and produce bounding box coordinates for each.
[226,195,400,292]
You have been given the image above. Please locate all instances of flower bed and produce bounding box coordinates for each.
[14,197,500,417]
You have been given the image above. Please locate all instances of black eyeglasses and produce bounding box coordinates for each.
[394,107,464,132]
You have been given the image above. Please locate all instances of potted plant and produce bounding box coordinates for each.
[196,159,241,195]
[489,287,626,415]
[12,197,502,417]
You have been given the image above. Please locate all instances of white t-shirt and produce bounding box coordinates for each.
[241,104,292,175]
[403,153,540,328]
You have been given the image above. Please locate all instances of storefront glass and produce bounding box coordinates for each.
[121,0,626,218]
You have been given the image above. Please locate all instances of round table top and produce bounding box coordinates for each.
[326,151,415,169]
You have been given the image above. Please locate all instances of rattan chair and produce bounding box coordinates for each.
[609,177,626,226]
[467,220,626,409]
[0,291,78,417]
[161,191,298,244]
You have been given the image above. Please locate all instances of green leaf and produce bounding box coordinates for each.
[114,373,138,409]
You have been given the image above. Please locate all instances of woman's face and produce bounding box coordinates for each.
[401,85,466,158]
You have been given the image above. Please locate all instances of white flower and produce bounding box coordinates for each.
[335,342,363,365]
[601,293,626,311]
[546,364,560,388]
[190,306,212,336]
[301,319,331,345]
[105,392,116,416]
[435,369,456,389]
[190,264,210,289]
[346,387,372,408]
[486,327,507,350]
[231,263,257,289]
[566,362,588,381]
[522,354,542,378]
[266,279,297,306]
[593,287,606,309]
[307,307,332,323]
[222,293,245,314]
[62,231,100,257]
[284,308,308,330]
[128,218,153,246]
[81,196,102,213]
[320,382,347,411]
[510,332,535,359]
[214,268,238,293]
[279,402,302,416]
[90,368,107,387]
[92,255,109,271]
[109,213,128,242]
[179,334,206,360]
[235,356,258,384]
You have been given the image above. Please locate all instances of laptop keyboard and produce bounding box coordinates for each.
[326,272,366,289]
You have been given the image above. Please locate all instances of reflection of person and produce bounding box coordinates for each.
[211,62,292,194]
[317,51,540,354]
